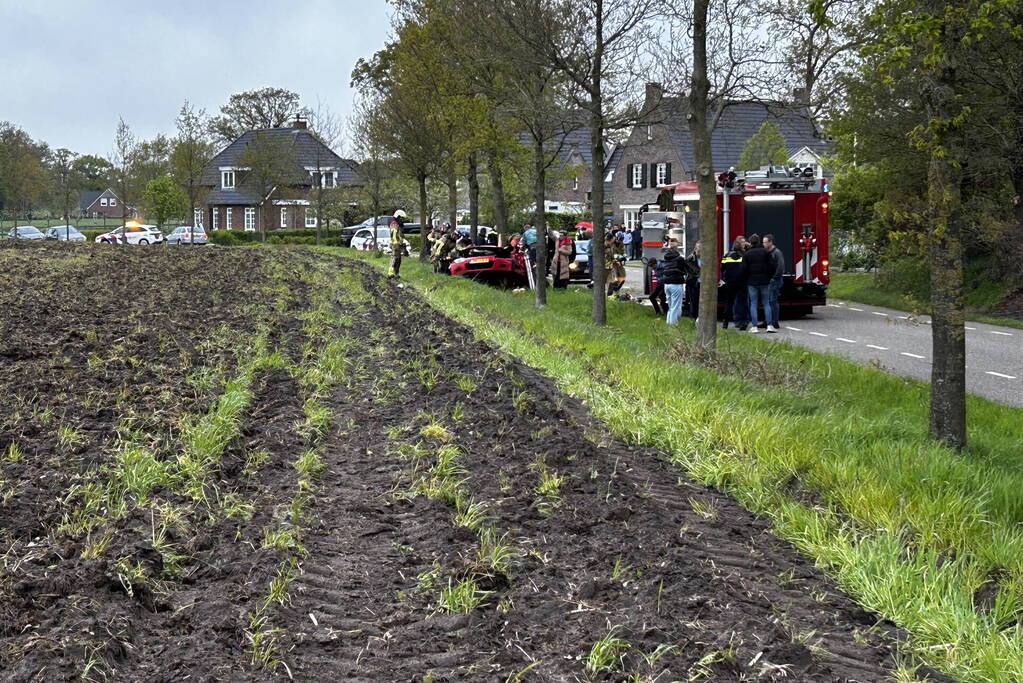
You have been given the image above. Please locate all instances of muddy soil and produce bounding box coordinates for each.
[0,243,951,681]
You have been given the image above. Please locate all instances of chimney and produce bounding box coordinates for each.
[644,82,664,107]
[291,117,308,130]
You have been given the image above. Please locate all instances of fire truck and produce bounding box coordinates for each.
[639,165,831,315]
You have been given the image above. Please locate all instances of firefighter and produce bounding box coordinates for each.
[719,238,749,330]
[605,232,627,297]
[387,210,407,279]
[433,221,457,274]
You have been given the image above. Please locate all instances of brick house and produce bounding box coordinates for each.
[606,84,830,229]
[523,123,615,216]
[197,119,360,231]
[78,188,127,219]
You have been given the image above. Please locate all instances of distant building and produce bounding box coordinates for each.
[197,119,361,231]
[79,188,127,219]
[520,120,615,217]
[606,83,830,228]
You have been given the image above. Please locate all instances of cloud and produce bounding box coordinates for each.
[0,0,392,155]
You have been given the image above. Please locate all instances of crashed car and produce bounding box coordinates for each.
[448,244,529,288]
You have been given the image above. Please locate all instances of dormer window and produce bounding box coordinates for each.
[222,171,235,189]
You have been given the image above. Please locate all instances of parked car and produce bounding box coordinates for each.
[6,226,45,240]
[165,226,208,245]
[44,226,86,242]
[341,216,395,247]
[350,227,412,254]
[94,224,164,245]
[569,239,591,282]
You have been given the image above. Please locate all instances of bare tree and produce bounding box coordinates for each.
[308,101,346,245]
[237,131,298,242]
[172,102,213,244]
[109,118,138,235]
[50,148,78,239]
[348,96,390,249]
[503,0,659,322]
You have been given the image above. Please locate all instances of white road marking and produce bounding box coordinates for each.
[872,312,888,316]
[901,352,926,359]
[836,337,857,343]
[965,326,977,330]
[785,326,803,332]
[990,331,1014,337]
[986,371,1017,380]
[849,307,864,312]
[809,331,829,337]
[898,316,909,320]
[867,344,889,350]
[827,304,841,308]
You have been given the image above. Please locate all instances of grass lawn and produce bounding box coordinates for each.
[341,248,1023,682]
[829,271,1023,330]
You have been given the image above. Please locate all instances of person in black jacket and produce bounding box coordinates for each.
[719,238,748,330]
[742,235,777,333]
[661,238,687,324]
[648,256,667,316]
[764,234,785,330]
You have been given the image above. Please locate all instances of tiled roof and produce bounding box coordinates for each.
[79,189,116,210]
[663,100,830,174]
[199,126,359,188]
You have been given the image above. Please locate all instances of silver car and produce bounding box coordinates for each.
[166,226,209,245]
[45,226,86,242]
[6,226,45,240]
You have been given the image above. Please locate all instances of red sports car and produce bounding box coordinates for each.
[449,245,529,288]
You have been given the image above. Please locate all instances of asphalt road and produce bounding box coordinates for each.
[621,264,1023,407]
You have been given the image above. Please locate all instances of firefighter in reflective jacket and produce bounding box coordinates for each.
[387,210,407,278]
[604,232,627,297]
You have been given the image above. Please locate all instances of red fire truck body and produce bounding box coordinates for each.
[647,169,831,314]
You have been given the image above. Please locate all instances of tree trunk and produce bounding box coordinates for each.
[925,64,967,449]
[447,166,458,229]
[590,0,606,325]
[689,0,718,350]
[467,151,480,243]
[316,180,324,246]
[532,137,548,308]
[418,170,430,262]
[487,148,508,243]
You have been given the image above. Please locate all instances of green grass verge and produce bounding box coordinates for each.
[829,272,1023,331]
[337,249,1023,682]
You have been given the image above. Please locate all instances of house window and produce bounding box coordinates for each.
[222,171,235,189]
[647,125,652,141]
[244,208,255,231]
[623,209,640,229]
[632,165,643,189]
[305,211,317,228]
[194,208,203,228]
[212,208,219,231]
[656,163,668,186]
[280,207,288,228]
[109,197,116,207]
[225,208,233,230]
[100,197,108,206]
[328,171,337,187]
[573,176,579,191]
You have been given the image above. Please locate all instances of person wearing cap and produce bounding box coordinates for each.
[388,210,407,278]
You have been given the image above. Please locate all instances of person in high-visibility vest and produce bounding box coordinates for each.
[719,237,749,330]
[387,210,407,278]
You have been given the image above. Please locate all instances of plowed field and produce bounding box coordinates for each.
[0,244,951,681]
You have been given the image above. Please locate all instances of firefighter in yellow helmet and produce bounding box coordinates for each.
[388,210,408,278]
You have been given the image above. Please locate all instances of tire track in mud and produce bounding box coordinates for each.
[266,260,954,682]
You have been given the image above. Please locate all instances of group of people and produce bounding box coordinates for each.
[425,221,500,274]
[647,233,785,331]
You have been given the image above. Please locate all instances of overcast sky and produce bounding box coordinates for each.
[0,0,393,156]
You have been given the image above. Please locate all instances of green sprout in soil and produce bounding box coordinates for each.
[439,577,489,613]
[455,374,476,394]
[294,449,325,481]
[246,613,286,673]
[419,420,452,442]
[476,526,517,576]
[611,556,631,582]
[262,524,303,552]
[688,497,718,520]
[3,442,22,462]
[689,644,738,680]
[585,627,631,675]
[451,401,465,421]
[512,390,532,414]
[530,455,565,513]
[113,556,147,598]
[454,498,489,531]
[57,425,85,449]
[264,558,299,608]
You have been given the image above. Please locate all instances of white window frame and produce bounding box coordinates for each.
[109,197,116,206]
[225,207,233,230]
[194,208,203,228]
[573,176,579,191]
[280,207,288,228]
[212,208,219,231]
[631,165,643,189]
[221,170,235,189]
[656,162,667,186]
[100,197,108,206]
[622,207,641,229]
[305,211,317,228]
[244,207,255,231]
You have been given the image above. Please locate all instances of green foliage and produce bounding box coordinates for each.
[142,176,188,228]
[737,121,790,172]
